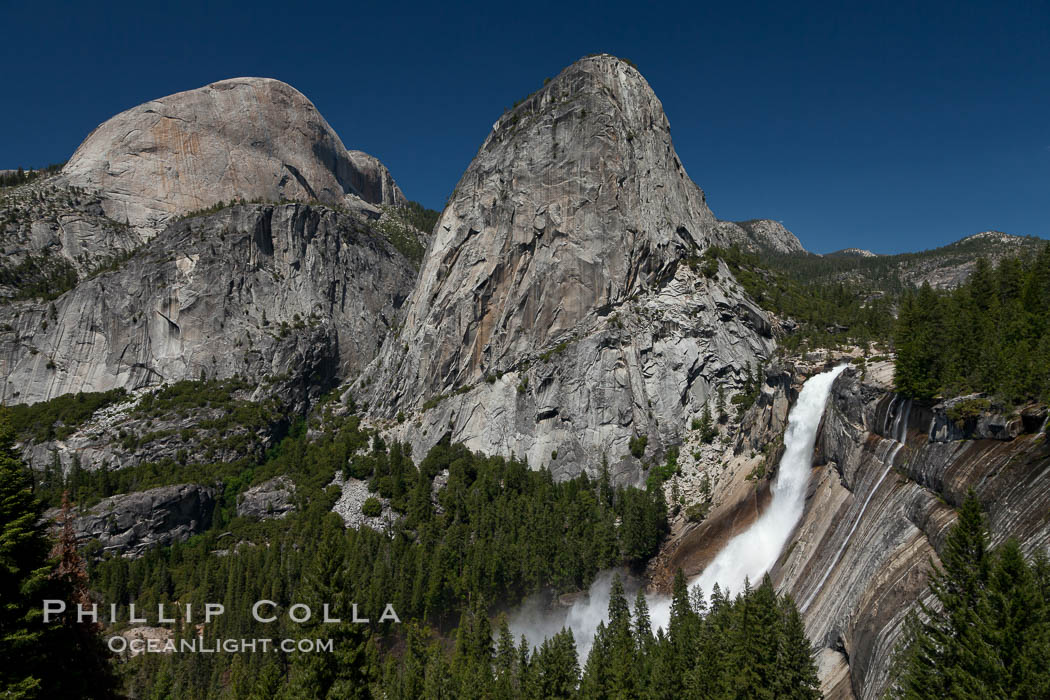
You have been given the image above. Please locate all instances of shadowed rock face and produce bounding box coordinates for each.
[773,367,1050,699]
[0,203,416,406]
[61,77,404,238]
[49,483,216,557]
[355,55,774,481]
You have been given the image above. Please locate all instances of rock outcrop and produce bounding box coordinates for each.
[51,483,216,557]
[717,219,806,254]
[773,365,1050,699]
[0,180,140,290]
[110,627,175,657]
[19,385,280,474]
[331,472,400,532]
[61,77,404,239]
[355,54,774,481]
[0,202,416,406]
[237,476,296,520]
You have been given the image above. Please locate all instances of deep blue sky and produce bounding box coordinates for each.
[2,0,1047,253]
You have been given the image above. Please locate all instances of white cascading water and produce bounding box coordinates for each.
[649,363,846,631]
[511,364,847,654]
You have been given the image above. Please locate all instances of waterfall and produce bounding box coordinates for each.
[649,363,847,631]
[510,364,847,654]
[799,395,911,612]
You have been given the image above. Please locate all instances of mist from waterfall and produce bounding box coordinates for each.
[510,364,846,656]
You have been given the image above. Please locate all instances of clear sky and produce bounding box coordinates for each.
[2,0,1047,254]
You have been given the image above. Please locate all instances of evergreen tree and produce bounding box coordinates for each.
[528,629,578,700]
[774,595,821,699]
[48,493,120,697]
[494,615,519,699]
[665,569,696,696]
[890,491,1050,698]
[716,386,728,424]
[0,415,118,699]
[0,414,52,698]
[986,539,1050,696]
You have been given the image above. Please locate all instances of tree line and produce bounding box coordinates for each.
[381,571,820,699]
[894,245,1050,403]
[0,163,65,188]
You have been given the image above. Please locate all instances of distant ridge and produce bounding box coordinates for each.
[826,247,878,258]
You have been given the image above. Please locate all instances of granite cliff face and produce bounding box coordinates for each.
[717,218,805,254]
[0,203,415,406]
[48,483,216,557]
[61,77,403,239]
[2,78,411,306]
[355,55,774,480]
[0,181,140,290]
[772,365,1050,699]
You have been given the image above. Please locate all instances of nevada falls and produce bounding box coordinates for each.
[2,54,1047,700]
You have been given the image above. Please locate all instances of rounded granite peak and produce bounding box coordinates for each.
[206,76,301,89]
[62,77,403,238]
[492,53,665,137]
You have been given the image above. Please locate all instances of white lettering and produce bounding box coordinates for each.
[379,604,401,623]
[322,604,340,623]
[204,603,224,623]
[252,600,277,623]
[77,603,98,623]
[43,599,66,623]
[288,603,311,623]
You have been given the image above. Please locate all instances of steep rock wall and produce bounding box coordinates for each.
[774,366,1050,699]
[0,203,415,406]
[355,54,774,481]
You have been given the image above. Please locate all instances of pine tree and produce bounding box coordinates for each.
[891,491,1003,698]
[48,493,120,697]
[665,569,697,696]
[698,404,716,444]
[986,539,1050,697]
[579,621,609,698]
[774,595,821,699]
[0,415,52,698]
[494,615,518,699]
[0,415,117,699]
[722,579,769,699]
[529,629,578,699]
